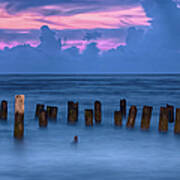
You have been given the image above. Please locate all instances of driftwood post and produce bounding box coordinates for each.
[166,104,174,123]
[68,101,78,124]
[39,110,48,127]
[114,111,122,126]
[159,107,168,132]
[0,100,8,120]
[35,104,44,118]
[120,99,126,118]
[95,101,101,124]
[85,109,93,126]
[141,106,153,130]
[127,106,137,128]
[14,95,24,139]
[174,108,180,134]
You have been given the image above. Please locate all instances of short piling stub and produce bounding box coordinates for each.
[174,108,180,134]
[159,107,168,133]
[68,101,78,124]
[127,106,137,128]
[85,109,93,127]
[166,104,174,123]
[74,136,78,143]
[0,100,8,120]
[14,95,24,139]
[141,106,153,130]
[114,111,122,127]
[35,104,44,118]
[94,101,101,124]
[39,110,48,127]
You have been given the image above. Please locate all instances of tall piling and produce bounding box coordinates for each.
[14,95,24,139]
[174,108,180,134]
[166,104,174,123]
[39,110,48,127]
[120,99,126,118]
[127,106,137,128]
[68,101,78,124]
[114,111,122,127]
[0,100,8,120]
[94,101,101,124]
[141,106,153,130]
[35,104,44,118]
[85,109,93,126]
[159,107,168,132]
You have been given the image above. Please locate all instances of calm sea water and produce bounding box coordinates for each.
[0,74,180,180]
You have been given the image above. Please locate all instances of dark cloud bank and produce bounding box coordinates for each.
[0,0,180,73]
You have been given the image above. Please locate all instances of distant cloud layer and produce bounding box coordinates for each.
[0,0,179,73]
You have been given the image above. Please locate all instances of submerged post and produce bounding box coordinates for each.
[159,107,168,132]
[114,111,122,127]
[0,100,8,120]
[166,104,174,123]
[127,106,137,128]
[14,95,24,139]
[68,101,78,124]
[39,110,48,127]
[174,108,180,134]
[35,104,44,118]
[141,106,153,130]
[95,101,101,124]
[120,99,126,118]
[85,109,93,126]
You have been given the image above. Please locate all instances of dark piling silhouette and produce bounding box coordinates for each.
[39,110,48,127]
[68,101,78,124]
[74,136,78,143]
[127,106,137,128]
[0,100,8,120]
[85,109,93,126]
[35,104,44,118]
[120,99,126,118]
[166,104,174,123]
[14,95,24,139]
[174,108,180,134]
[47,106,58,120]
[159,107,168,132]
[114,111,122,126]
[141,106,153,130]
[94,101,101,124]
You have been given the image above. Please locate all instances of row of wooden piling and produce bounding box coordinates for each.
[1,96,180,139]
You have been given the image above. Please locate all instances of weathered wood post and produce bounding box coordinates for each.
[74,136,78,143]
[127,106,137,128]
[0,100,8,120]
[94,101,101,124]
[14,95,24,139]
[68,101,78,124]
[141,106,153,130]
[114,111,122,127]
[39,110,48,127]
[166,104,174,123]
[159,107,168,132]
[85,109,93,126]
[47,106,58,120]
[120,99,126,118]
[35,104,44,118]
[174,108,180,134]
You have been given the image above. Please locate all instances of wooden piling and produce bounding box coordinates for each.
[174,108,180,134]
[159,107,168,132]
[35,104,44,118]
[141,106,153,130]
[0,100,8,120]
[39,110,48,127]
[47,106,58,120]
[127,106,137,128]
[14,95,24,139]
[68,101,78,124]
[85,109,93,126]
[120,99,126,118]
[166,104,174,123]
[94,101,101,124]
[114,111,122,127]
[74,136,78,143]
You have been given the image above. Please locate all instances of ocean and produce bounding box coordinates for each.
[0,74,180,180]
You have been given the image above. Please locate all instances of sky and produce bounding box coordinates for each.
[0,0,180,73]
